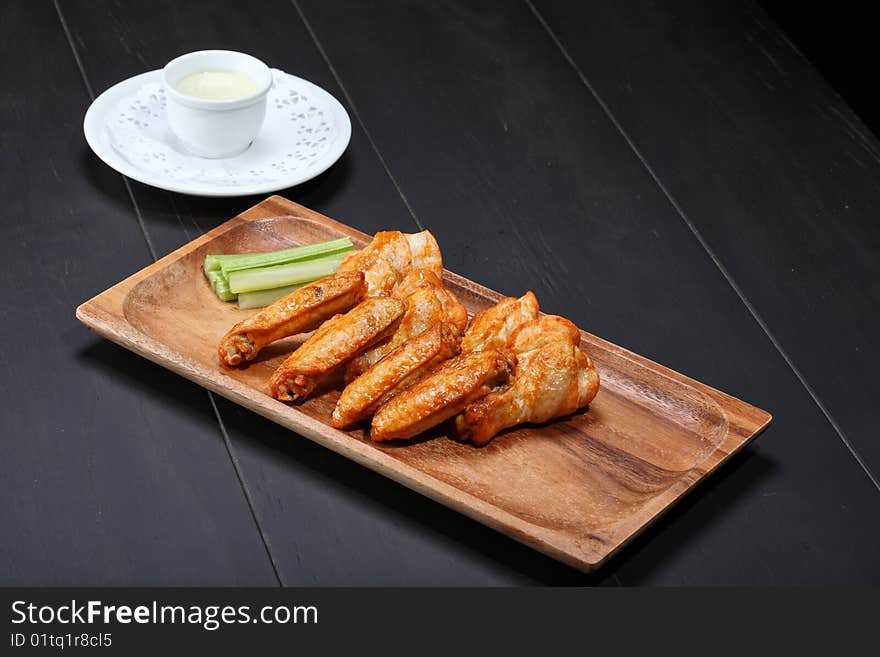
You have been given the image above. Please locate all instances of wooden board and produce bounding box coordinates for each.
[75,196,771,571]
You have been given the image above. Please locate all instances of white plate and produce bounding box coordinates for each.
[83,70,351,197]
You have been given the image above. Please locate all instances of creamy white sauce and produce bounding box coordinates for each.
[175,70,258,100]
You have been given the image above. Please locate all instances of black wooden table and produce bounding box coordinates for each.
[3,0,878,586]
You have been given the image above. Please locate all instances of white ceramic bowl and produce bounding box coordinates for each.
[162,50,272,158]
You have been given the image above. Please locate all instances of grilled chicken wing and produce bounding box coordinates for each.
[332,322,462,429]
[371,349,515,442]
[460,291,539,353]
[219,229,439,367]
[393,269,468,331]
[345,269,467,380]
[270,297,406,401]
[337,230,442,297]
[404,230,443,275]
[455,316,600,446]
[508,314,581,352]
[218,271,365,367]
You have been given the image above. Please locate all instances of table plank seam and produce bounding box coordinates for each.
[54,0,161,261]
[59,0,428,585]
[34,0,880,585]
[291,0,633,582]
[290,0,425,231]
[207,391,284,584]
[524,0,880,494]
[53,0,285,585]
[53,0,94,98]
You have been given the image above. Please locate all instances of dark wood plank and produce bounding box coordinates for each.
[62,0,880,584]
[59,0,597,584]
[293,0,880,585]
[0,1,276,585]
[531,0,880,480]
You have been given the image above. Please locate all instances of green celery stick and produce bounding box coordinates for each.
[206,270,236,301]
[206,238,353,278]
[221,240,352,277]
[228,253,344,294]
[237,283,304,309]
[204,255,223,274]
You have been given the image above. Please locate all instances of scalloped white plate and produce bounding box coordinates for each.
[83,70,351,197]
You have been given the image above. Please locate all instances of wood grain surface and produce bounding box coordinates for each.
[60,0,612,584]
[291,0,880,585]
[77,197,770,572]
[0,1,277,585]
[532,0,880,478]
[5,0,878,585]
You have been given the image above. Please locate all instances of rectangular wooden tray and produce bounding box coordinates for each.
[76,196,771,572]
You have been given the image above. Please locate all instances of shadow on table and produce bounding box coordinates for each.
[230,399,775,585]
[79,145,357,232]
[78,338,774,586]
[78,143,776,583]
[607,447,776,583]
[76,338,228,437]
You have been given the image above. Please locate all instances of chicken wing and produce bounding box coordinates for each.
[270,296,406,402]
[403,230,443,274]
[220,229,439,367]
[393,268,468,331]
[332,321,462,429]
[344,269,467,380]
[371,349,515,442]
[337,230,442,297]
[218,271,365,367]
[460,291,539,353]
[508,314,581,352]
[455,316,600,446]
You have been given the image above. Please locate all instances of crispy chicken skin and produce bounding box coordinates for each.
[455,316,600,446]
[403,230,443,274]
[371,349,515,442]
[332,322,462,429]
[460,291,539,353]
[345,269,467,380]
[218,271,365,367]
[393,269,468,332]
[270,297,406,402]
[508,314,581,352]
[337,230,442,297]
[219,229,439,367]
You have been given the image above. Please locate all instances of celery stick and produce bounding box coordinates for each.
[206,270,237,301]
[228,253,344,294]
[237,283,304,309]
[221,243,351,277]
[203,255,223,274]
[216,238,353,278]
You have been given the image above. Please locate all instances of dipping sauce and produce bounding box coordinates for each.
[174,70,259,100]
